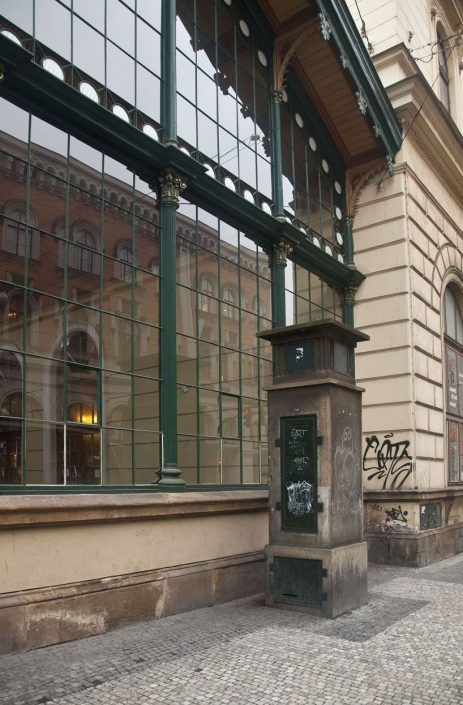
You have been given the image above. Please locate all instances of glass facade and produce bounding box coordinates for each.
[0,0,351,489]
[0,104,160,486]
[175,205,272,483]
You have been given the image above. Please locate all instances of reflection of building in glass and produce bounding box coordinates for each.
[0,130,277,486]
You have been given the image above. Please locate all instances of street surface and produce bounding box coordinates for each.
[1,554,463,705]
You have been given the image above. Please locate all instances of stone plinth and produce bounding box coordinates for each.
[258,320,369,617]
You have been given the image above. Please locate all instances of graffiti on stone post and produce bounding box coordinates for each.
[334,425,358,512]
[287,480,313,516]
[363,433,412,489]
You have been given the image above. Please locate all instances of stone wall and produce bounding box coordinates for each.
[0,491,268,653]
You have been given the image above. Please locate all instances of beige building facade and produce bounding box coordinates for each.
[347,0,463,564]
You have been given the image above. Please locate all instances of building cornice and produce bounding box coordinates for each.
[377,45,463,208]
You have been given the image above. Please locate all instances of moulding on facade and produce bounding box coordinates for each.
[0,490,269,529]
[431,244,463,310]
[380,48,463,209]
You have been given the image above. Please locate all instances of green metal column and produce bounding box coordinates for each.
[343,217,356,326]
[270,89,288,328]
[271,90,284,219]
[156,170,186,485]
[156,3,182,483]
[345,216,354,268]
[268,241,293,328]
[161,0,177,146]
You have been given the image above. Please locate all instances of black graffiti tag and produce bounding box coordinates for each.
[385,505,408,523]
[363,433,412,489]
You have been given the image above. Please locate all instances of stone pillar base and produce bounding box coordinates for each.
[265,541,368,618]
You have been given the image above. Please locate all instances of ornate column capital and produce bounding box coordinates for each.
[155,170,187,209]
[265,241,294,267]
[272,88,284,104]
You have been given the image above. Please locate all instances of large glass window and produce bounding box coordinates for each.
[0,102,160,486]
[281,100,345,259]
[1,0,162,136]
[176,203,271,485]
[0,0,351,489]
[176,0,272,201]
[444,286,463,483]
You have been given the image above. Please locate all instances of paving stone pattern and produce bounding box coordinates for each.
[1,555,463,705]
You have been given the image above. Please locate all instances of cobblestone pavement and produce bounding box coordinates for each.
[2,554,463,705]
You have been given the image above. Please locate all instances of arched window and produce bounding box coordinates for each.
[0,351,23,484]
[70,226,98,274]
[64,330,100,485]
[66,329,98,366]
[199,277,214,313]
[222,287,237,320]
[444,286,463,483]
[115,242,134,282]
[437,28,450,111]
[2,204,39,259]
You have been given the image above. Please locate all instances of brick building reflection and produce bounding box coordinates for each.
[0,130,271,485]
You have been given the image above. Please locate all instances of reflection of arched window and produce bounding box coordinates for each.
[0,286,40,348]
[70,226,99,274]
[437,28,450,111]
[115,242,134,281]
[223,287,237,319]
[444,286,463,483]
[0,351,23,484]
[66,329,98,366]
[64,329,100,485]
[199,277,214,313]
[2,204,39,259]
[0,350,22,389]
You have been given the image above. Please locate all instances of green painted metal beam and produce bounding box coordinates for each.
[0,35,364,292]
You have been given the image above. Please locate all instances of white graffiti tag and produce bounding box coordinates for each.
[287,480,313,516]
[290,428,308,441]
